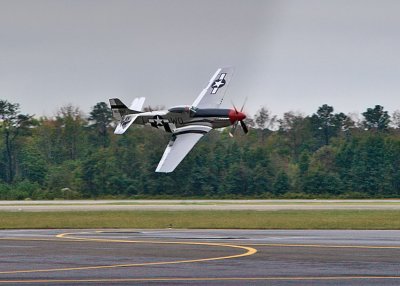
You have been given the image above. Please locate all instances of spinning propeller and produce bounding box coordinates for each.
[229,99,248,137]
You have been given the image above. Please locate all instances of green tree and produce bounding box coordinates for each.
[302,169,342,195]
[254,107,276,142]
[223,163,249,196]
[0,100,33,182]
[45,160,83,196]
[362,105,390,131]
[56,105,87,161]
[385,139,400,196]
[273,171,291,195]
[254,107,276,130]
[81,148,128,197]
[351,135,391,195]
[335,138,356,192]
[309,146,338,173]
[88,102,113,147]
[18,141,48,184]
[278,112,315,161]
[298,151,310,176]
[310,104,350,145]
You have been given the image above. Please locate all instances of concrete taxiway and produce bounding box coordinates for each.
[1,199,400,211]
[0,229,399,285]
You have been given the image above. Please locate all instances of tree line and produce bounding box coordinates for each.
[1,99,400,199]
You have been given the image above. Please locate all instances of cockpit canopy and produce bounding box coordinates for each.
[168,105,197,114]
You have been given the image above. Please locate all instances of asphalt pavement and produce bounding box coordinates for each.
[0,229,399,285]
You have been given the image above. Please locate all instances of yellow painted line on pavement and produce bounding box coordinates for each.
[0,231,257,275]
[0,237,70,242]
[244,243,400,249]
[0,276,400,283]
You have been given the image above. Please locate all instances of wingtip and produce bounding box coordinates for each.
[155,162,175,173]
[155,167,173,173]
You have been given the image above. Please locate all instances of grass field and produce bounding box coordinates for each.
[0,210,399,229]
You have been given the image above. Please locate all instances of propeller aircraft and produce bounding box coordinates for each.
[109,67,248,173]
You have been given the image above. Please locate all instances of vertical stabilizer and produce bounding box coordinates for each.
[109,98,130,121]
[129,97,146,111]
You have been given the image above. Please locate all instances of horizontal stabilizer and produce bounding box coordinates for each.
[114,114,140,134]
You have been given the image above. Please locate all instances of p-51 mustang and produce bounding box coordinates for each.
[109,67,248,173]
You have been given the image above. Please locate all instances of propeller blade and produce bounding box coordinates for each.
[240,120,249,134]
[240,97,248,112]
[231,100,239,114]
[229,122,238,137]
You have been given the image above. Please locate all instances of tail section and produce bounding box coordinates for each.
[109,97,146,134]
[129,97,146,111]
[109,98,130,121]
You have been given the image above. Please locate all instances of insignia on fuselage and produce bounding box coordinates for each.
[148,115,167,128]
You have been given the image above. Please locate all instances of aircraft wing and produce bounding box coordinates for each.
[156,125,212,173]
[191,67,234,109]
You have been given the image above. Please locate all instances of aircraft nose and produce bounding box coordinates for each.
[237,111,246,121]
[229,109,247,123]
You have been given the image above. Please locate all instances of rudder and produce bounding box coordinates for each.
[109,98,130,120]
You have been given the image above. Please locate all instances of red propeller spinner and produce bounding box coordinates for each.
[228,99,249,137]
[228,109,246,124]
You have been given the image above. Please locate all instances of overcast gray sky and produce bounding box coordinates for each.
[1,0,399,118]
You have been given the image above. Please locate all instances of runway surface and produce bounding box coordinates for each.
[0,229,399,285]
[1,199,400,211]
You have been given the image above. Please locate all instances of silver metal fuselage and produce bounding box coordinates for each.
[132,107,232,133]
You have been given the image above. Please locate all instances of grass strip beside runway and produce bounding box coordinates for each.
[0,210,399,229]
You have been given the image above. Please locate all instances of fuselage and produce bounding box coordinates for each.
[131,106,245,133]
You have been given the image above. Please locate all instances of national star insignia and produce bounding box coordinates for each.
[154,116,163,126]
[212,79,226,89]
[149,115,168,128]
